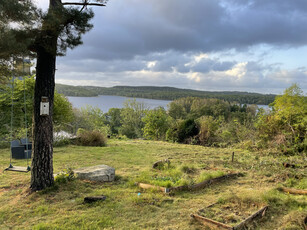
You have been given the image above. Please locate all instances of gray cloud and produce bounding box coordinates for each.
[50,0,307,93]
[62,0,307,61]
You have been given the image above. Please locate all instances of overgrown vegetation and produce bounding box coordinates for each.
[0,139,306,229]
[134,162,226,188]
[2,83,306,154]
[77,129,107,147]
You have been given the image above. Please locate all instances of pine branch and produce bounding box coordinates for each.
[62,2,106,7]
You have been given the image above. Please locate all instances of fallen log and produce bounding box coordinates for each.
[278,187,307,195]
[84,195,106,203]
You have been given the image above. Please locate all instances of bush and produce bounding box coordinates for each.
[77,130,107,147]
[178,119,199,143]
[55,168,75,184]
[166,122,180,143]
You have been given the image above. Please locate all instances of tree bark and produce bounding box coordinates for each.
[30,0,61,191]
[30,46,56,191]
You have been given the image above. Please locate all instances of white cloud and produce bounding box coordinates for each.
[225,62,247,80]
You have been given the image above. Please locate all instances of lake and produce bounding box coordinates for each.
[67,95,270,113]
[67,95,172,112]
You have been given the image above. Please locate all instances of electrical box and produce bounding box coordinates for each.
[40,97,49,116]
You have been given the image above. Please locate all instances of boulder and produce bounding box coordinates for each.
[74,165,115,182]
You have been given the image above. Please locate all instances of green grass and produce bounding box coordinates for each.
[0,139,306,229]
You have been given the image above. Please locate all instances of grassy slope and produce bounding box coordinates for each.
[0,139,306,229]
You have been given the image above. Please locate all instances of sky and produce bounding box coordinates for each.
[38,0,307,94]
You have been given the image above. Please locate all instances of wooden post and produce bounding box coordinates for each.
[232,152,235,162]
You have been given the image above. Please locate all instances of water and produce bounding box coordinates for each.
[67,95,172,112]
[67,95,270,113]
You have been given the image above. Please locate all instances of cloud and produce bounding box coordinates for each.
[37,0,307,93]
[62,0,307,61]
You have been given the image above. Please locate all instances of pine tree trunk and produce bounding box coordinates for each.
[30,0,61,191]
[30,46,56,191]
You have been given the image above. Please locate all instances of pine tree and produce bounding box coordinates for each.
[0,0,107,191]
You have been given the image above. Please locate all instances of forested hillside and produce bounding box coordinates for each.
[56,84,276,105]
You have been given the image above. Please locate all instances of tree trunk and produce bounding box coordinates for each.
[30,46,56,191]
[30,0,61,191]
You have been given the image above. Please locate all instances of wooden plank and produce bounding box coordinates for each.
[191,213,234,230]
[234,206,268,230]
[279,187,307,195]
[4,166,30,173]
[138,183,167,193]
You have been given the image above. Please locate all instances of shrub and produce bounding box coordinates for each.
[142,107,170,140]
[77,130,107,147]
[166,122,180,143]
[55,168,75,184]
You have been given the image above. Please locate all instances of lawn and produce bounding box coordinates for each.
[0,139,306,229]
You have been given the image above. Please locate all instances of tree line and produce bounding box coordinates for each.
[56,84,277,105]
[2,79,305,155]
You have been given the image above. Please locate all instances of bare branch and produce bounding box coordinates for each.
[62,2,106,7]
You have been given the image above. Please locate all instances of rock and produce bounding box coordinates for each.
[74,165,115,182]
[84,195,106,203]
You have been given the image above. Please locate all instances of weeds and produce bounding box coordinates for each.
[0,139,306,229]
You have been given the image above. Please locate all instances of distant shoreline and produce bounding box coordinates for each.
[57,84,277,105]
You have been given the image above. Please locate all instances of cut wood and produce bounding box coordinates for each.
[191,213,233,230]
[137,183,167,193]
[84,195,106,203]
[234,206,268,230]
[278,187,307,195]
